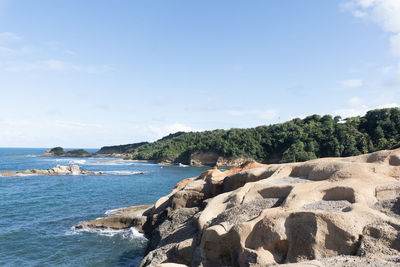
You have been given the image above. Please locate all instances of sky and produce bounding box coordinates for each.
[0,0,400,148]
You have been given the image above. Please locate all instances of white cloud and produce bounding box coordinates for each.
[166,123,198,133]
[377,103,399,109]
[55,120,102,129]
[0,45,15,55]
[0,32,113,74]
[353,10,367,18]
[334,108,367,118]
[334,96,399,118]
[0,32,21,43]
[335,96,368,117]
[145,123,201,140]
[0,117,105,147]
[227,109,278,121]
[44,41,59,46]
[390,33,400,57]
[348,96,362,106]
[45,59,66,70]
[0,59,114,73]
[344,0,400,57]
[340,79,363,88]
[64,50,76,56]
[382,66,393,73]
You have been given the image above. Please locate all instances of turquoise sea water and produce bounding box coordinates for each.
[0,148,208,266]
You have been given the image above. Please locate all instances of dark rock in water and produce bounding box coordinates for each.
[75,204,153,232]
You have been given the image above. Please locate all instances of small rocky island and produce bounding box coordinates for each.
[41,146,130,158]
[0,165,101,177]
[41,147,92,157]
[77,148,400,266]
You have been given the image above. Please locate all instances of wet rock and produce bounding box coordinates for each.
[75,204,152,233]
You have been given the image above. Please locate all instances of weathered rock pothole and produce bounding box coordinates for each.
[264,176,312,185]
[208,198,283,228]
[323,186,356,203]
[139,149,400,267]
[302,200,352,212]
[373,197,400,219]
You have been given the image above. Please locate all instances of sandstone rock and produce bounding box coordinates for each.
[138,149,400,266]
[189,151,256,167]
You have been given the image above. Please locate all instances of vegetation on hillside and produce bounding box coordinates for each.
[113,108,400,164]
[48,147,90,157]
[50,147,65,156]
[97,142,149,154]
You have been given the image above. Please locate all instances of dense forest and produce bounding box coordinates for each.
[117,108,400,164]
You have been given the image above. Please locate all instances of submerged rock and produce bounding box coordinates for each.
[136,148,400,266]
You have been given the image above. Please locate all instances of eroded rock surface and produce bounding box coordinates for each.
[139,148,400,266]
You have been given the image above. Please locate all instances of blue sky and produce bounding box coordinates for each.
[1,0,400,148]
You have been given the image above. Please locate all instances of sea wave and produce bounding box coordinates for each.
[105,209,117,215]
[44,158,87,165]
[69,159,86,164]
[101,171,146,175]
[88,161,136,166]
[104,206,129,215]
[15,173,38,177]
[178,163,189,167]
[65,226,147,242]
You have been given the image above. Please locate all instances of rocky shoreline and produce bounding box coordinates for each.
[0,164,147,177]
[40,147,130,159]
[0,165,101,177]
[76,148,400,266]
[39,146,253,167]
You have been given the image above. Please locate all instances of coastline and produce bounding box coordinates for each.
[77,148,400,266]
[16,151,245,167]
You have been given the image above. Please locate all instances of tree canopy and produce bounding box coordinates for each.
[119,108,400,164]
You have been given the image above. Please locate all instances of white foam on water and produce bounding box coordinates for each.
[44,158,87,164]
[15,173,38,177]
[104,206,130,215]
[65,226,147,242]
[68,159,86,165]
[64,226,80,236]
[102,171,146,175]
[105,208,118,215]
[178,163,189,167]
[88,161,136,166]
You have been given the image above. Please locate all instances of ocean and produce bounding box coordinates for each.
[0,148,208,266]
